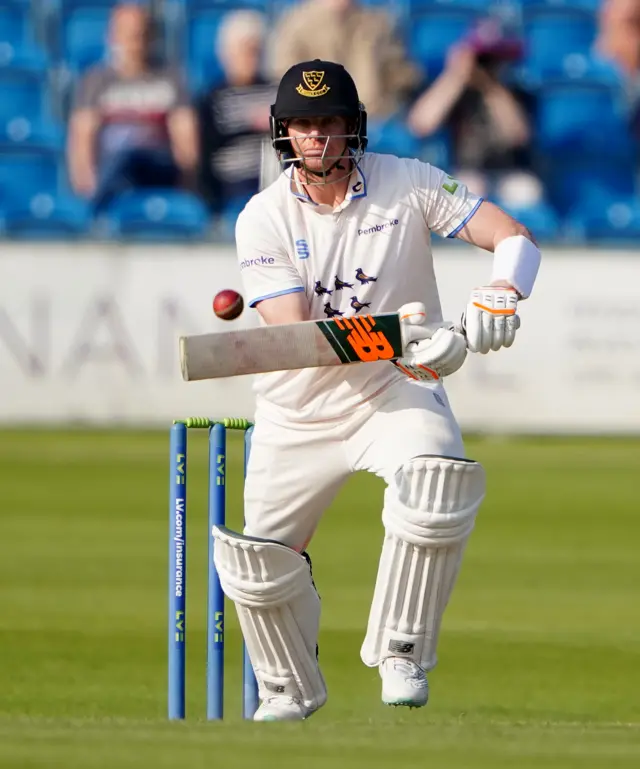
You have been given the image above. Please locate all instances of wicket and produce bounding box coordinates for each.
[168,417,259,720]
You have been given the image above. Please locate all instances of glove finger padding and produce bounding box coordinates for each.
[397,301,456,351]
[394,327,467,381]
[490,314,505,352]
[411,328,467,376]
[503,314,520,348]
[465,287,519,354]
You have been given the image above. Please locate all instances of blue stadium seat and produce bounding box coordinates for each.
[0,1,47,69]
[534,77,633,155]
[495,199,561,242]
[100,189,211,241]
[367,117,452,167]
[419,129,452,169]
[60,6,110,70]
[3,193,91,239]
[55,0,124,8]
[187,9,230,91]
[543,157,636,217]
[169,0,267,8]
[367,117,424,159]
[358,0,406,6]
[566,198,640,243]
[409,10,480,78]
[0,118,62,149]
[520,0,600,10]
[0,148,62,205]
[409,0,489,11]
[0,1,30,48]
[522,9,596,77]
[0,68,52,129]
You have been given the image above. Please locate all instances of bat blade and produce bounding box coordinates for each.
[179,313,405,381]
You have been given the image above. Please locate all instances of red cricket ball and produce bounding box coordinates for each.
[213,289,244,321]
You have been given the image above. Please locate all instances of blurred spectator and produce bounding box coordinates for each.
[196,11,275,217]
[268,0,420,120]
[595,0,640,80]
[407,19,539,202]
[67,4,199,212]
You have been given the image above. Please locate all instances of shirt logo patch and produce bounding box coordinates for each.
[357,219,398,236]
[296,71,330,98]
[334,275,354,291]
[442,175,459,195]
[295,239,310,259]
[240,256,275,269]
[314,280,332,296]
[323,302,343,318]
[355,268,377,285]
[350,296,371,313]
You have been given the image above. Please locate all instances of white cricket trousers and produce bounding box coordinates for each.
[244,378,465,551]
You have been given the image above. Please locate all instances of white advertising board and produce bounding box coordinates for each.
[1,243,639,432]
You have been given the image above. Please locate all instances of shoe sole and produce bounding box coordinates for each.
[382,698,428,708]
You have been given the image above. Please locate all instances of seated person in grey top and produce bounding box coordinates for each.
[67,4,199,212]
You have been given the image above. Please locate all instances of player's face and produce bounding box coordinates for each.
[286,116,349,176]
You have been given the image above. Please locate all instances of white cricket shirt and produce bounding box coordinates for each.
[235,152,482,422]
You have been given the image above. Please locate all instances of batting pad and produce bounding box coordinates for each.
[212,525,326,711]
[361,456,486,671]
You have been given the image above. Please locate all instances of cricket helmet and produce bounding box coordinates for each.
[270,59,368,181]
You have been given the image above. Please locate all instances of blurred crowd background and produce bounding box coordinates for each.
[1,0,640,243]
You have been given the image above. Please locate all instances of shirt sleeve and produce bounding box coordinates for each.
[72,68,103,111]
[168,69,191,109]
[235,203,305,308]
[407,159,483,238]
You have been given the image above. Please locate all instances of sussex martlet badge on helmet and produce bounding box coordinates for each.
[296,70,330,98]
[270,59,368,185]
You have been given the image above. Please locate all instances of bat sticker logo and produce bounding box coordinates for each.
[333,315,395,362]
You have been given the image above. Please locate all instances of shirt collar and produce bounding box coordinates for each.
[345,158,367,202]
[287,154,368,208]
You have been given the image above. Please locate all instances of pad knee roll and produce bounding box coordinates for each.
[361,456,485,670]
[213,526,326,710]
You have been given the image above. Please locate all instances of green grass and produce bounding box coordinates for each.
[1,430,639,768]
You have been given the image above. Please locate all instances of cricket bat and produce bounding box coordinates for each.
[180,313,413,381]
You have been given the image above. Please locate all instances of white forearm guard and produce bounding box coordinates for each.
[491,234,541,299]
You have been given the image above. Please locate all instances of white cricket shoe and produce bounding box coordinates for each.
[379,657,429,708]
[253,695,316,722]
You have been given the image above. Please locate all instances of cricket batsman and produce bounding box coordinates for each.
[212,59,541,721]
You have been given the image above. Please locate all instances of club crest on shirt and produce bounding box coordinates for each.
[295,239,310,259]
[314,280,332,296]
[334,275,354,291]
[350,296,371,313]
[355,268,377,285]
[323,302,343,318]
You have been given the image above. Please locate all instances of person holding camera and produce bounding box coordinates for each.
[408,19,535,201]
